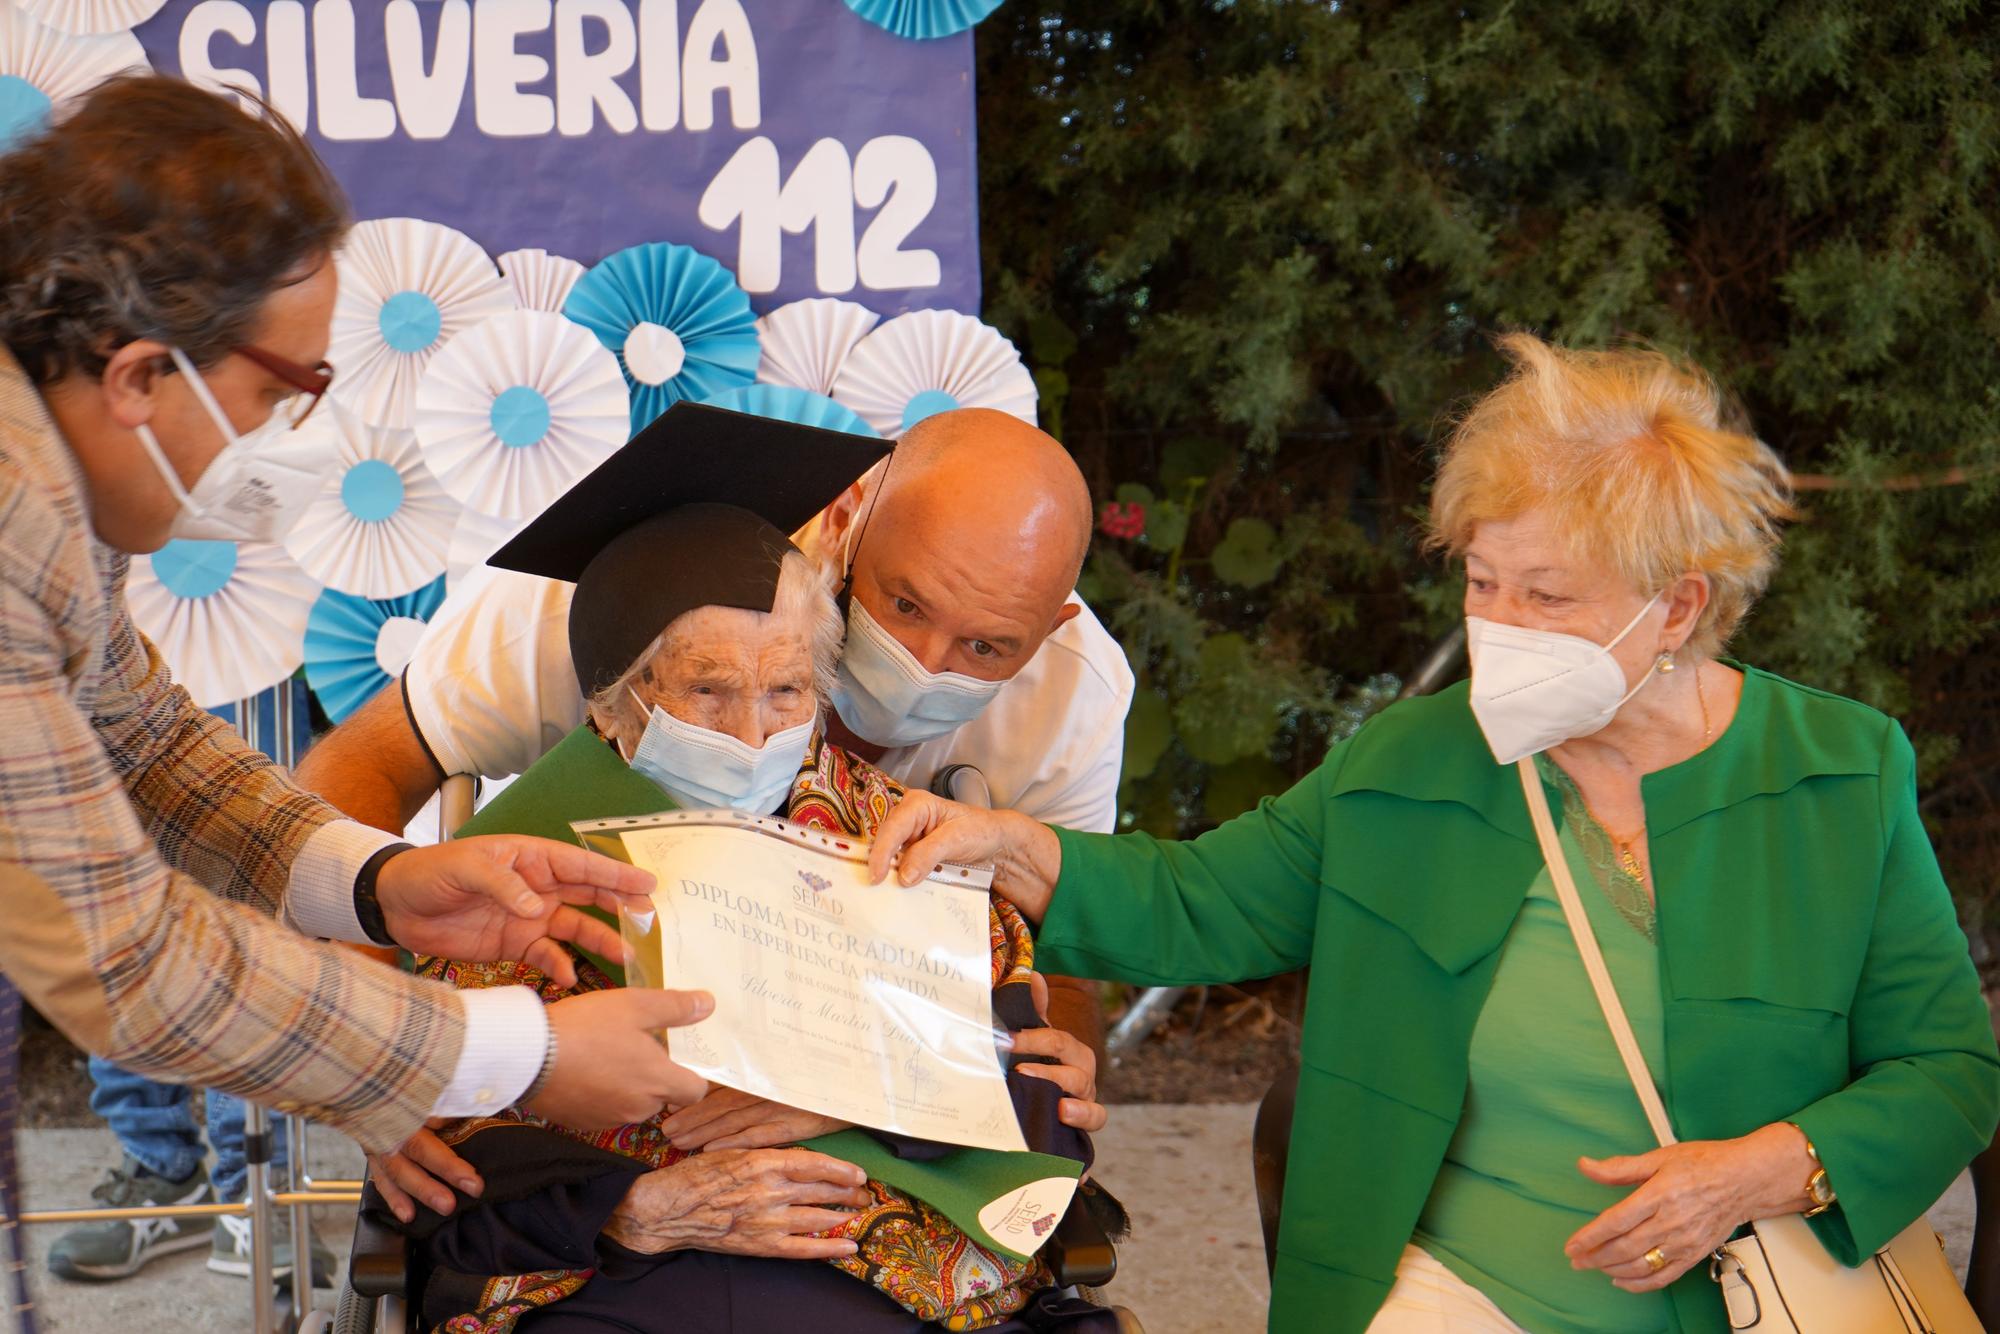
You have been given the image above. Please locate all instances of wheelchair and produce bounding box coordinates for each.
[332,774,1141,1332]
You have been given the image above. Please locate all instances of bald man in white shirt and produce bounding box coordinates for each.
[300,408,1133,841]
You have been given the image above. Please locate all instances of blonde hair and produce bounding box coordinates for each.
[587,551,844,745]
[1427,333,1796,656]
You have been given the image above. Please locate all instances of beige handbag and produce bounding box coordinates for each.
[1515,759,1983,1334]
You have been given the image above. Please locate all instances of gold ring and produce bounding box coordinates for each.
[1644,1246,1670,1274]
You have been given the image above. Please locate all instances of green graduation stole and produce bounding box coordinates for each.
[802,1129,1082,1263]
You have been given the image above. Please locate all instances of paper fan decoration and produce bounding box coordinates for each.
[125,540,320,709]
[0,7,146,151]
[831,309,1038,437]
[328,217,517,429]
[562,242,759,432]
[755,299,881,396]
[17,0,168,35]
[283,402,458,599]
[302,576,448,722]
[446,506,531,587]
[496,247,586,314]
[413,309,630,520]
[701,384,880,439]
[840,0,1004,40]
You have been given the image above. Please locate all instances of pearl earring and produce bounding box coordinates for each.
[1656,652,1677,674]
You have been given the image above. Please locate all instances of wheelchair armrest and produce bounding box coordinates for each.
[347,1206,411,1301]
[1044,1188,1117,1289]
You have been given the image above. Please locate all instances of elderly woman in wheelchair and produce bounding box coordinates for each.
[361,429,1122,1334]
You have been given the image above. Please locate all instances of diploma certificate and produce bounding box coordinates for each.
[575,812,1027,1154]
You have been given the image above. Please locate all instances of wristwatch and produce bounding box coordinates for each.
[1788,1122,1837,1217]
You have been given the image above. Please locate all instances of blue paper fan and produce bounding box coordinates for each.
[700,384,881,439]
[841,0,1003,40]
[562,243,759,433]
[302,576,448,722]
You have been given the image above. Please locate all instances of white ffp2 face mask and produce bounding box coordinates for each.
[828,599,1007,749]
[624,689,815,815]
[131,347,331,544]
[1464,593,1663,766]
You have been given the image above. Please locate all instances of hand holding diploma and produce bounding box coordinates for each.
[367,986,716,1224]
[863,791,1063,922]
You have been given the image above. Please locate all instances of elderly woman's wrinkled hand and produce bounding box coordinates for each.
[602,1148,873,1261]
[659,1087,852,1152]
[1564,1123,1814,1292]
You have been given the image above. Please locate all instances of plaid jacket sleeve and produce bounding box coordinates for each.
[88,570,347,912]
[0,493,464,1153]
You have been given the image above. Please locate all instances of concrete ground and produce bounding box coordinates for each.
[14,1123,366,1333]
[5,1108,1977,1334]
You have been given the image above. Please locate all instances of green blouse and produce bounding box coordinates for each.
[1414,764,1670,1333]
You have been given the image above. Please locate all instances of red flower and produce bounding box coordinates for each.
[1097,500,1145,539]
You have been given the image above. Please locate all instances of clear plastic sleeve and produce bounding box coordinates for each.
[573,811,1024,1153]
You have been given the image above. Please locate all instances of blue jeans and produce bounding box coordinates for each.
[86,1057,290,1204]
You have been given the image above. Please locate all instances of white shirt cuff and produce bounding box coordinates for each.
[283,820,407,942]
[433,986,550,1117]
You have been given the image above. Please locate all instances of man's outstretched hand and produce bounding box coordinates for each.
[375,835,653,985]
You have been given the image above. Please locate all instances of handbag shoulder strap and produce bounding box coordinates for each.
[1515,758,1679,1149]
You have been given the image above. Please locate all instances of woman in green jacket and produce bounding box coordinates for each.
[867,334,2000,1333]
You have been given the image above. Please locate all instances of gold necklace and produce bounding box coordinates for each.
[1611,834,1647,884]
[1694,661,1714,747]
[1606,664,1713,881]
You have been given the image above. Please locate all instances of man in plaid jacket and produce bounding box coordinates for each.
[0,78,715,1315]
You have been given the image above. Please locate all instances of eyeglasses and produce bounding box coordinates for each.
[233,344,335,429]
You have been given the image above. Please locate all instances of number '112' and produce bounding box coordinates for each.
[700,135,941,294]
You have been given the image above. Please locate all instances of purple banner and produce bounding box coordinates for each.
[133,0,979,316]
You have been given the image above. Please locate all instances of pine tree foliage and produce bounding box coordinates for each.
[975,1,2000,918]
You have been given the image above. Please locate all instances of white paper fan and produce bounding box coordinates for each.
[0,7,146,151]
[755,298,881,396]
[125,539,320,710]
[16,0,168,36]
[413,309,630,520]
[446,506,531,586]
[831,309,1038,437]
[496,247,586,314]
[282,401,459,599]
[328,217,517,429]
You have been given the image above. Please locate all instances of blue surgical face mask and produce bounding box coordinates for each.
[828,599,1006,749]
[623,688,815,814]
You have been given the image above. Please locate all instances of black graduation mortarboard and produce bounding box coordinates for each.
[488,402,889,695]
